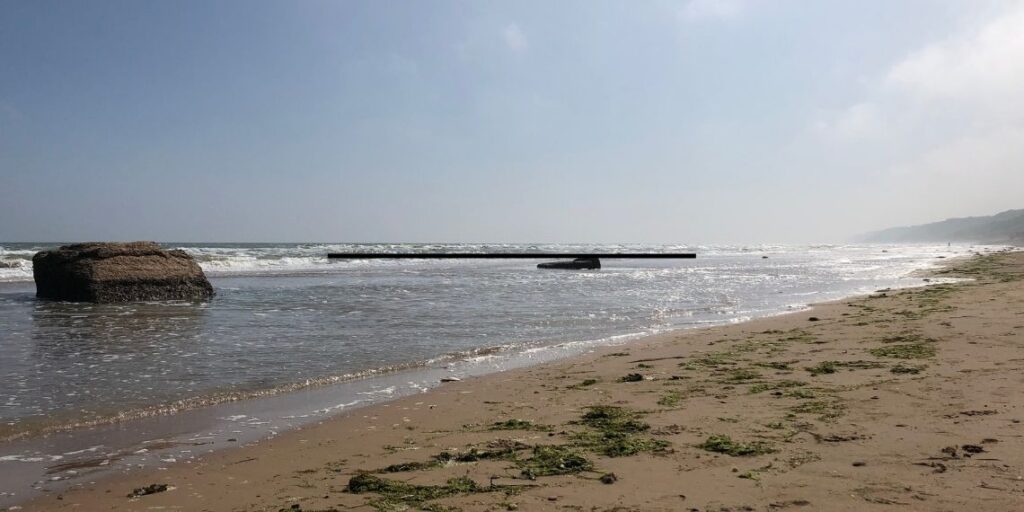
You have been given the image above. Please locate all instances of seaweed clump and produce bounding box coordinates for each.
[278,505,340,512]
[569,378,599,389]
[869,343,936,359]
[489,419,552,432]
[354,405,672,509]
[517,444,593,479]
[127,483,168,498]
[698,435,775,457]
[379,444,521,473]
[805,360,884,376]
[890,364,926,374]
[572,406,669,457]
[789,399,845,422]
[578,405,649,433]
[347,474,502,510]
[657,391,683,407]
[723,368,761,382]
[749,380,806,394]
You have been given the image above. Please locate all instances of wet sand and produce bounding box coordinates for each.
[16,250,1024,511]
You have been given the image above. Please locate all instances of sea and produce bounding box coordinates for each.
[0,242,989,503]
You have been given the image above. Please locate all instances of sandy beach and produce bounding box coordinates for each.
[15,250,1024,511]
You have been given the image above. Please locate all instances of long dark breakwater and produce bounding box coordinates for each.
[327,251,698,269]
[326,252,697,258]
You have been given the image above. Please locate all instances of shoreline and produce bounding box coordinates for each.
[11,249,1023,511]
[0,246,973,444]
[0,284,835,506]
[0,249,973,506]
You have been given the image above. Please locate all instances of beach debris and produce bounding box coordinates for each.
[657,391,683,407]
[863,495,907,506]
[749,380,806,394]
[789,400,845,422]
[378,444,522,473]
[440,376,461,383]
[698,435,775,457]
[347,472,532,511]
[880,332,933,344]
[600,472,618,484]
[278,505,339,512]
[785,389,816,399]
[629,355,688,363]
[679,350,743,369]
[754,360,794,371]
[578,406,649,433]
[958,409,997,416]
[890,364,926,374]
[347,473,493,504]
[618,373,644,382]
[961,444,986,456]
[805,360,884,376]
[518,445,593,478]
[568,378,599,389]
[808,317,820,322]
[573,430,668,457]
[723,368,761,382]
[488,419,553,432]
[914,461,948,473]
[738,464,772,480]
[377,460,438,473]
[768,499,811,509]
[817,433,865,443]
[869,342,936,359]
[652,424,685,435]
[127,483,168,498]
[572,406,669,457]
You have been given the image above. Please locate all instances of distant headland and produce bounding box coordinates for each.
[860,209,1024,246]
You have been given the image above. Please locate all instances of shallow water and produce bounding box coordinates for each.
[0,242,990,503]
[0,243,980,440]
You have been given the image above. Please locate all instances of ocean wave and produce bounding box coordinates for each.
[0,359,428,442]
[0,338,544,442]
[0,261,33,282]
[0,242,977,282]
[0,248,36,282]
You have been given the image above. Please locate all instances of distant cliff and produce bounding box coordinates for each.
[861,209,1024,246]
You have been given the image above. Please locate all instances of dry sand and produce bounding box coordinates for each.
[17,250,1024,511]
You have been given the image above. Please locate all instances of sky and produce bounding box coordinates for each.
[2,0,1023,243]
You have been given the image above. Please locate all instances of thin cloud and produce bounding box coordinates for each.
[815,102,884,141]
[680,0,744,22]
[886,5,1024,106]
[821,4,1024,137]
[502,23,528,53]
[814,3,1024,220]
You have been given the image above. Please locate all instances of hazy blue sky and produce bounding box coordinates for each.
[2,0,1022,243]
